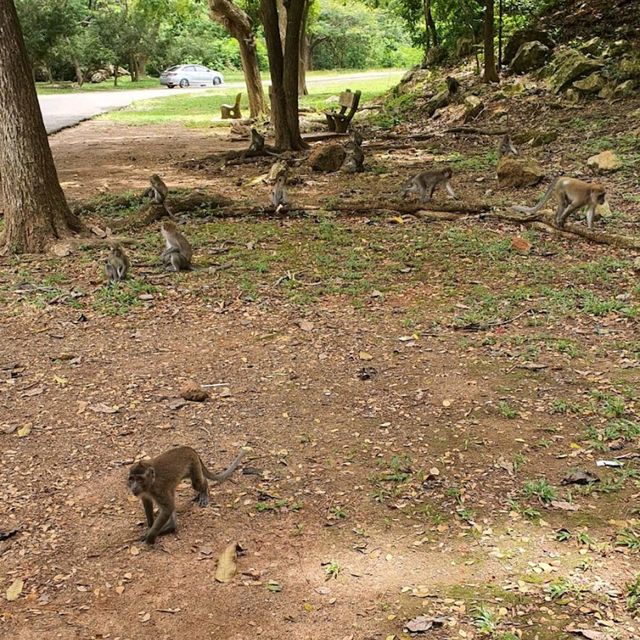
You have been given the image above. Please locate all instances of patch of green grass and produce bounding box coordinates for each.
[93,279,158,315]
[36,75,162,94]
[471,603,498,634]
[523,479,557,504]
[546,578,576,600]
[509,499,541,522]
[104,70,404,127]
[616,526,640,551]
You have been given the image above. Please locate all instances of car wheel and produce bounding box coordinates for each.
[179,78,189,88]
[212,77,221,86]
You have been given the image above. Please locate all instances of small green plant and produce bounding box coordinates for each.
[547,578,575,600]
[616,527,640,551]
[324,561,341,580]
[509,499,540,521]
[329,505,348,520]
[93,279,157,315]
[555,528,571,542]
[497,401,518,419]
[577,531,594,547]
[523,479,557,504]
[471,603,497,634]
[627,574,640,610]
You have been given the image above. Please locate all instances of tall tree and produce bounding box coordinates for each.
[260,0,306,150]
[208,0,267,117]
[0,0,81,253]
[423,0,438,48]
[482,0,498,82]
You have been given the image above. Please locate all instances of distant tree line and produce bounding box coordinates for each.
[15,0,421,85]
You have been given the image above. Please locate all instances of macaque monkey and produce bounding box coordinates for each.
[404,167,457,203]
[271,174,288,209]
[160,220,192,271]
[512,177,606,229]
[498,134,518,158]
[104,244,129,283]
[342,130,365,174]
[144,174,168,205]
[128,446,245,545]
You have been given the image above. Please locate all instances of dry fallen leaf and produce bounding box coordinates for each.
[358,351,373,361]
[17,424,32,438]
[215,542,240,583]
[6,578,24,602]
[298,320,314,332]
[89,403,119,414]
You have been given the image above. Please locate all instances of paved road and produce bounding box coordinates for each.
[39,71,401,134]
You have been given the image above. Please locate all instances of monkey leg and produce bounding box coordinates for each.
[190,466,210,507]
[159,511,177,534]
[105,265,117,283]
[586,205,596,229]
[556,202,582,228]
[142,497,155,528]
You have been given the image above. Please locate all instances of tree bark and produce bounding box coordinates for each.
[0,0,81,254]
[260,0,306,150]
[483,0,499,83]
[208,0,267,117]
[298,0,309,95]
[423,0,438,48]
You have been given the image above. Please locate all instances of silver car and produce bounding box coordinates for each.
[160,65,224,89]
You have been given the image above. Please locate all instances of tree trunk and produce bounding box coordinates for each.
[72,57,84,86]
[483,0,499,83]
[298,0,309,95]
[208,0,267,117]
[260,0,306,150]
[129,54,139,82]
[423,0,438,48]
[0,0,81,253]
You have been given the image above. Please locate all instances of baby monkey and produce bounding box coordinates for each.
[144,174,168,205]
[498,134,518,158]
[104,244,130,283]
[404,167,457,203]
[160,220,192,271]
[512,176,606,229]
[128,446,245,545]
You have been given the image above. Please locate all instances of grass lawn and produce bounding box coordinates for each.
[100,69,406,127]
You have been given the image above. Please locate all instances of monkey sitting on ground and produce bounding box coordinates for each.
[403,167,457,203]
[342,130,365,174]
[498,134,518,158]
[271,174,288,210]
[128,446,245,545]
[160,220,193,271]
[104,244,130,283]
[512,176,606,229]
[144,174,168,205]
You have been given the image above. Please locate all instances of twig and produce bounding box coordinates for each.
[454,308,535,332]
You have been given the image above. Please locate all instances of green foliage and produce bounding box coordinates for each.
[522,478,557,504]
[309,0,421,70]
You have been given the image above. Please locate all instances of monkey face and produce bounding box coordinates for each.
[128,464,154,496]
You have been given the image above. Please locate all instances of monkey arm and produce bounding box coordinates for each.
[142,497,155,528]
[145,500,174,544]
[445,181,458,199]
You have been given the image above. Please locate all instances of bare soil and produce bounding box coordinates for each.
[1,87,639,640]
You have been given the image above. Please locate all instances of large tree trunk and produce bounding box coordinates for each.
[0,0,81,254]
[260,0,306,150]
[208,0,267,117]
[483,0,499,83]
[423,0,438,48]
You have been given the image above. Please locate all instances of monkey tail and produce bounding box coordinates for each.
[511,177,559,214]
[202,449,245,483]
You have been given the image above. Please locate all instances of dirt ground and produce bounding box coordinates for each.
[1,87,640,640]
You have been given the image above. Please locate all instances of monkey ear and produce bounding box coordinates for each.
[146,467,155,483]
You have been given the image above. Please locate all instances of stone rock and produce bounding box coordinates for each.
[605,40,630,58]
[463,95,484,122]
[456,37,475,58]
[573,72,606,94]
[549,49,604,93]
[611,79,637,100]
[579,37,605,56]
[587,150,622,174]
[504,28,555,65]
[425,88,450,117]
[309,143,346,172]
[90,70,108,83]
[180,383,209,403]
[618,55,640,81]
[497,157,545,189]
[510,41,551,73]
[564,88,583,104]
